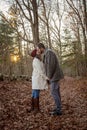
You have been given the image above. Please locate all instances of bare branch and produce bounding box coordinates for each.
[15,0,31,23]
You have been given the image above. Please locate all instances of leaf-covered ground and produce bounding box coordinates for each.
[0,76,87,130]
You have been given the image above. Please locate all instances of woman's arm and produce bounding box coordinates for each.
[33,58,47,79]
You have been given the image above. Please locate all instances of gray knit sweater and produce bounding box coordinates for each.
[43,49,64,82]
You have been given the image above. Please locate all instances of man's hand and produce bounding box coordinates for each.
[46,77,50,85]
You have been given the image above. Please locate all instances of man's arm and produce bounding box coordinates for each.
[45,51,56,79]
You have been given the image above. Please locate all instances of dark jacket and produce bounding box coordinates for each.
[43,49,64,82]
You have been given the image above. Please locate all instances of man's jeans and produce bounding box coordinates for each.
[50,81,61,112]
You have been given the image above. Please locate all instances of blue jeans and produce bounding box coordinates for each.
[50,81,61,111]
[32,89,40,98]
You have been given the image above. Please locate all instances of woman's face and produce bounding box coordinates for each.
[36,47,41,55]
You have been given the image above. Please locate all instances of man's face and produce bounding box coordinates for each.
[36,47,44,54]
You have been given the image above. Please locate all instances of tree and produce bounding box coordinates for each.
[65,0,87,75]
[38,0,52,48]
[15,0,39,46]
[0,13,16,75]
[50,0,65,63]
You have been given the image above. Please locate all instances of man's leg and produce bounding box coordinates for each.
[50,81,62,115]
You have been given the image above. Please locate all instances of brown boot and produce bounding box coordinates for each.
[34,97,40,113]
[37,97,40,110]
[27,97,34,112]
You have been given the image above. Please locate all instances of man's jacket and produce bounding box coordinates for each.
[43,49,64,82]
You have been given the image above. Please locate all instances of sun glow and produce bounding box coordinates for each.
[10,55,20,63]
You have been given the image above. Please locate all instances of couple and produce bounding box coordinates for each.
[29,43,64,116]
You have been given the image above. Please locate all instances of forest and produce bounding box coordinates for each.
[0,0,87,130]
[0,0,87,78]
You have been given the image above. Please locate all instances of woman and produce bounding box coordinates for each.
[28,49,48,113]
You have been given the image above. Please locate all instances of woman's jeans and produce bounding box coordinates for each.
[32,89,40,98]
[50,81,61,112]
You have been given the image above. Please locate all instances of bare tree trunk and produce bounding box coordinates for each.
[39,0,52,48]
[83,0,87,32]
[32,0,39,45]
[15,0,39,46]
[83,0,87,71]
[46,19,51,48]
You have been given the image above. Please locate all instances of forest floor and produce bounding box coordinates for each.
[0,76,87,130]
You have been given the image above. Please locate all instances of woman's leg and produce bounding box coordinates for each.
[28,90,40,112]
[33,90,40,111]
[27,90,35,112]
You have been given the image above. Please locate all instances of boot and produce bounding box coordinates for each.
[34,97,40,112]
[37,97,40,110]
[27,97,34,112]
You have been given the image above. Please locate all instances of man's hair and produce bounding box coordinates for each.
[37,43,45,49]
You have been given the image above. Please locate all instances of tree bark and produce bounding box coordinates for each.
[83,0,87,71]
[32,0,39,45]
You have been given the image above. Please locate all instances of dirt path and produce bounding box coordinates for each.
[0,77,87,130]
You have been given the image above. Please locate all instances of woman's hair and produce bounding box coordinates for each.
[30,49,37,57]
[30,49,41,60]
[37,43,45,49]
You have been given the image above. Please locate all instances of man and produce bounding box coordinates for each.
[36,43,64,115]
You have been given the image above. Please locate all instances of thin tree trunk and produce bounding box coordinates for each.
[32,0,39,45]
[46,20,51,48]
[83,0,87,72]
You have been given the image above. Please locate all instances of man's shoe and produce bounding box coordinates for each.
[49,110,62,116]
[52,108,57,111]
